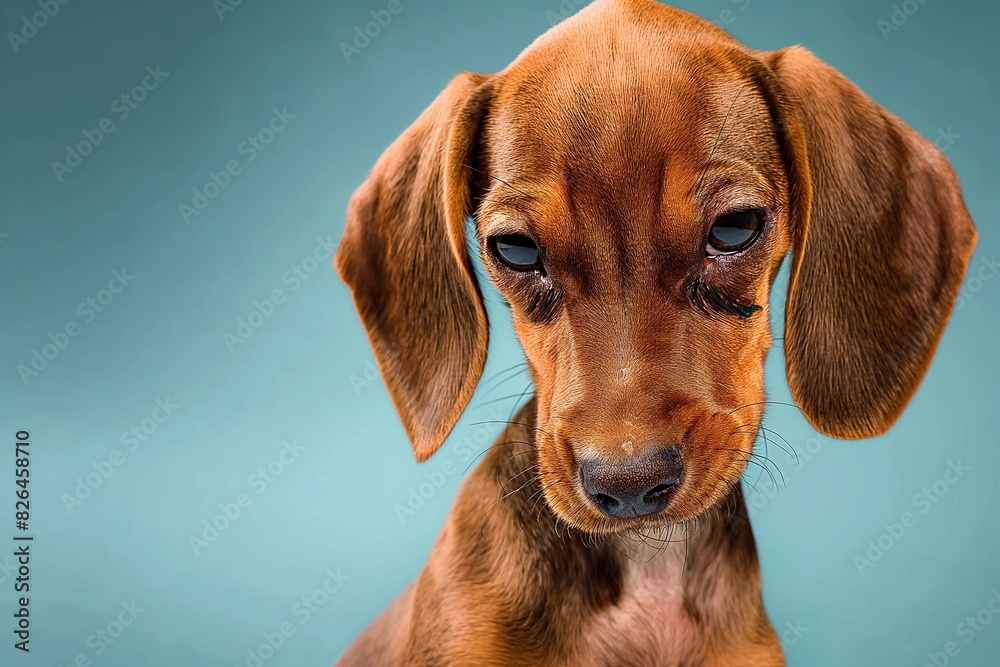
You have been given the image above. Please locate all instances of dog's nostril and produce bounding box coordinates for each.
[589,492,621,513]
[643,482,677,505]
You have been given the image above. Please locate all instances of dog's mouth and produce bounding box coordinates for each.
[529,431,751,535]
[507,400,758,534]
[541,466,743,536]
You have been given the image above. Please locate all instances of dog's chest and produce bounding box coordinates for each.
[576,554,707,666]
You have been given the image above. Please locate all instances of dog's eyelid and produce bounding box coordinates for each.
[716,205,771,219]
[702,203,772,226]
[696,198,767,225]
[477,210,537,239]
[485,225,535,239]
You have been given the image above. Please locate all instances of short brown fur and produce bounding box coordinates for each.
[334,1,976,664]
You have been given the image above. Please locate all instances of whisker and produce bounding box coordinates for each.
[507,381,536,423]
[715,446,785,490]
[756,426,773,488]
[477,363,529,397]
[494,450,537,476]
[694,85,746,198]
[462,439,535,475]
[498,465,538,496]
[477,391,534,408]
[461,163,532,198]
[728,400,803,414]
[759,426,798,463]
[468,420,555,440]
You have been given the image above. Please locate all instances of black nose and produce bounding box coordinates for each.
[579,445,683,518]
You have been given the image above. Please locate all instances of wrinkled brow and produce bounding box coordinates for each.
[474,192,546,235]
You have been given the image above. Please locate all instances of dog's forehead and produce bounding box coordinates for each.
[495,11,777,153]
[480,3,782,214]
[488,55,771,175]
[480,43,782,253]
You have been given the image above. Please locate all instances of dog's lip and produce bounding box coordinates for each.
[580,508,683,534]
[562,481,687,532]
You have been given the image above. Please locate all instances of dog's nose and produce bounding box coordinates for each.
[579,445,683,518]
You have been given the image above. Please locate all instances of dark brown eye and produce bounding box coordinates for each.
[490,234,542,271]
[707,209,764,256]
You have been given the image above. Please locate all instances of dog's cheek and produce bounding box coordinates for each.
[527,326,598,528]
[535,431,596,530]
[681,411,761,514]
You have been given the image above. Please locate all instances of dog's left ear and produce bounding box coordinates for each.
[760,46,977,439]
[335,73,493,461]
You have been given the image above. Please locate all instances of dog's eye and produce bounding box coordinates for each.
[490,234,542,271]
[707,209,764,256]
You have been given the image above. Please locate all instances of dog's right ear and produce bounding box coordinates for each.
[335,72,493,461]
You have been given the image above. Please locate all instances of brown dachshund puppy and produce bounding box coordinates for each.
[335,0,977,664]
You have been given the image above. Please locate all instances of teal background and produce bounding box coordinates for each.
[1,0,996,665]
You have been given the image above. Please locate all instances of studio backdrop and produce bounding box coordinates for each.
[1,0,997,665]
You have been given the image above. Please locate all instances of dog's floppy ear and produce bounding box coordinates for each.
[335,72,493,461]
[761,46,977,439]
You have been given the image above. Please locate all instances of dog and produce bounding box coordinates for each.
[334,1,977,664]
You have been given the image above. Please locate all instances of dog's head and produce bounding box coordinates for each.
[336,0,976,533]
